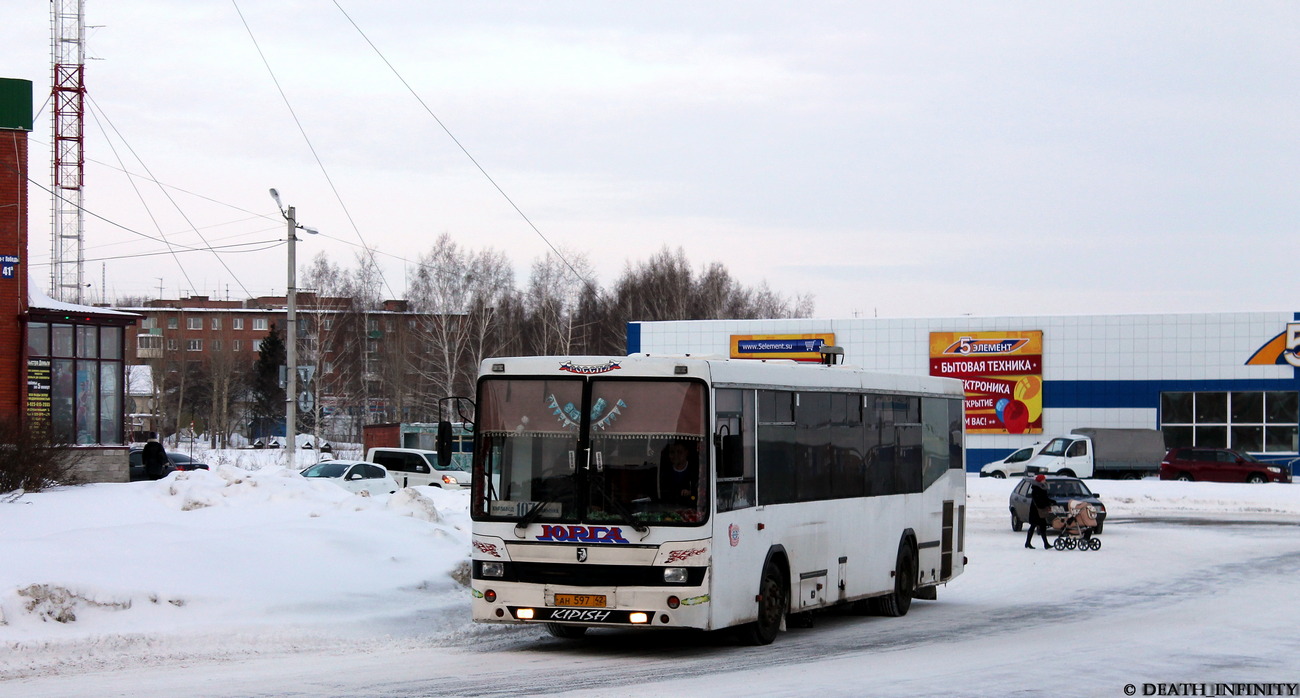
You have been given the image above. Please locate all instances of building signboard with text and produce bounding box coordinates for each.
[730,333,835,362]
[929,330,1043,434]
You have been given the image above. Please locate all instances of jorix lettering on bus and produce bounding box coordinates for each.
[536,525,631,544]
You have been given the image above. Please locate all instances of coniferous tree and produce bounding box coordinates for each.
[249,323,286,439]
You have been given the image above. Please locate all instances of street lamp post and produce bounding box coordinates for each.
[270,189,317,468]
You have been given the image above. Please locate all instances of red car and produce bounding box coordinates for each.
[1159,448,1292,484]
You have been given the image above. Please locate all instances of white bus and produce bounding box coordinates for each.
[455,352,967,644]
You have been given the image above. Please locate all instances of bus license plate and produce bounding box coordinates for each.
[554,594,606,608]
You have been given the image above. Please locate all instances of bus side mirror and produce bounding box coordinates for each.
[436,421,453,468]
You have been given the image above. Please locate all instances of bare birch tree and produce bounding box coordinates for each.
[524,248,595,356]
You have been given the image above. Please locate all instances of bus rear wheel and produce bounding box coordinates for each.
[876,543,916,618]
[741,561,787,645]
[545,623,587,639]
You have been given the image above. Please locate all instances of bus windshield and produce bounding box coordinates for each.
[587,379,708,524]
[472,377,708,526]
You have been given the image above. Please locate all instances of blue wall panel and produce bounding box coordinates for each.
[1044,377,1300,410]
[626,322,641,355]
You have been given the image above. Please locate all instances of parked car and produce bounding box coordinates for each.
[365,447,470,489]
[1009,475,1107,534]
[299,460,399,496]
[1159,448,1293,484]
[127,447,210,481]
[979,443,1045,478]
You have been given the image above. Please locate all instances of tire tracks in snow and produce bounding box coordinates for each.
[373,538,1300,697]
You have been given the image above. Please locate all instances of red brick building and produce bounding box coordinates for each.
[0,78,31,427]
[2,77,137,482]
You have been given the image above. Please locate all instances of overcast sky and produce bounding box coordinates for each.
[3,1,1297,319]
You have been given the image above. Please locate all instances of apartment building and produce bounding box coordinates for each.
[120,293,429,438]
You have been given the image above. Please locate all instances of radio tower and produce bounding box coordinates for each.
[50,0,87,303]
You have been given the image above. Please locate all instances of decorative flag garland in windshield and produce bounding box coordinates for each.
[546,394,629,431]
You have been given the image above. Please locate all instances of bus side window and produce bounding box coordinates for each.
[717,388,756,512]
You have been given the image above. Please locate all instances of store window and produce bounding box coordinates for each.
[1161,391,1299,453]
[26,319,127,445]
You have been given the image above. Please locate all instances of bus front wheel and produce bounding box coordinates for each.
[741,561,787,645]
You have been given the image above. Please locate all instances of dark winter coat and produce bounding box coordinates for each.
[1028,483,1053,523]
[142,441,168,480]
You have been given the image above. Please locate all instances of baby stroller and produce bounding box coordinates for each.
[1050,500,1102,551]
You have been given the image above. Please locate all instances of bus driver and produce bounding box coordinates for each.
[659,441,699,506]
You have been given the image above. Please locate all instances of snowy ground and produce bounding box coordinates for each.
[2,451,1298,696]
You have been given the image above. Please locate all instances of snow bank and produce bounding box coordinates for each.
[0,460,473,680]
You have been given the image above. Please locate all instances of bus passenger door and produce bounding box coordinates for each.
[710,389,768,630]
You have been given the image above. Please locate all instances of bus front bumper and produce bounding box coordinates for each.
[472,583,712,630]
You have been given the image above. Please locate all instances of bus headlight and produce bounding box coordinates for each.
[629,612,649,624]
[481,561,505,578]
[664,567,688,584]
[517,608,535,620]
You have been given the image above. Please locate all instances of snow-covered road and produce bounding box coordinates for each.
[3,466,1299,697]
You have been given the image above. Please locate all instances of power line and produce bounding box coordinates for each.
[231,0,397,302]
[84,98,198,295]
[331,0,597,293]
[27,239,286,266]
[19,172,264,255]
[29,131,290,225]
[86,93,256,299]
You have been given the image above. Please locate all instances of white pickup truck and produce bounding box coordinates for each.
[1022,427,1165,479]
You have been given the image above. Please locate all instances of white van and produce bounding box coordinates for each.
[365,447,471,489]
[978,443,1046,479]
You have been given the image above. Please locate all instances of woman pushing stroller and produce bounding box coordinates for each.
[1025,474,1053,550]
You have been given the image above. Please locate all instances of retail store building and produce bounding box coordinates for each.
[628,313,1300,470]
[2,77,136,482]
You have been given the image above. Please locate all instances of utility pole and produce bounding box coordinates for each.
[270,189,317,468]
